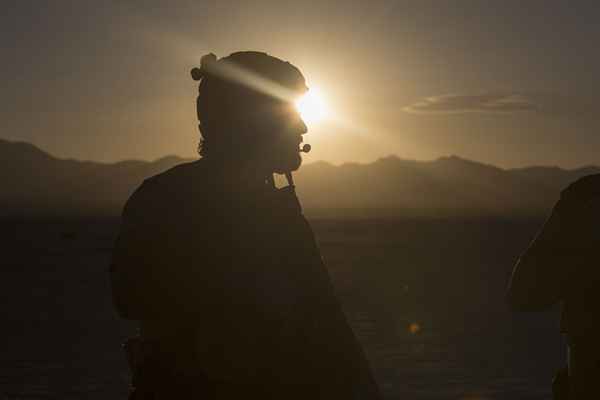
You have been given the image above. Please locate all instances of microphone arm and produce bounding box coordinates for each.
[285,143,311,186]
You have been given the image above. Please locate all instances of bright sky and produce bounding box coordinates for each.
[2,1,600,168]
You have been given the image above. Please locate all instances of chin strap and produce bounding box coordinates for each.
[265,142,310,189]
[285,172,294,187]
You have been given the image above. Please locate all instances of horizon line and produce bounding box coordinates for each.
[1,137,598,173]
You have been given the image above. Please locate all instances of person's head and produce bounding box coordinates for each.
[191,51,308,174]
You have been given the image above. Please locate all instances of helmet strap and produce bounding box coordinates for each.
[285,172,294,187]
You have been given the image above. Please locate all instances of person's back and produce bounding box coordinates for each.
[507,173,600,399]
[110,51,380,399]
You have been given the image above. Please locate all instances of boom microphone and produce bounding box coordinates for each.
[300,144,311,153]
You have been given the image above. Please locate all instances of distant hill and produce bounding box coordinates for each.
[296,156,600,217]
[0,139,186,217]
[1,139,598,217]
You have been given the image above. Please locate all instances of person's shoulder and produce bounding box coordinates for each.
[123,159,206,215]
[145,158,205,187]
[561,173,600,200]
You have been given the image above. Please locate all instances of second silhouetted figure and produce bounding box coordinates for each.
[508,174,600,399]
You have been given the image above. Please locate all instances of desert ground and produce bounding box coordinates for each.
[1,217,563,399]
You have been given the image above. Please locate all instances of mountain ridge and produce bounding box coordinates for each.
[2,138,598,217]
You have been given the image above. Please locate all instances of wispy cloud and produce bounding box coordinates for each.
[403,92,595,118]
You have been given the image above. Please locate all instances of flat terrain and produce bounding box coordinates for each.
[1,218,563,399]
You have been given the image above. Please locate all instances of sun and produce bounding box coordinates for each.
[295,87,330,124]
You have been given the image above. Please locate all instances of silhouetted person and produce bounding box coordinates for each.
[110,51,381,399]
[507,174,600,399]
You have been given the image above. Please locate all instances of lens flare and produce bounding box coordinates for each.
[295,87,330,124]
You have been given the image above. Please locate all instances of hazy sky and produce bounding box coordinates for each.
[2,1,599,168]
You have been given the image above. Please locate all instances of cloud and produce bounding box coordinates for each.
[403,92,595,118]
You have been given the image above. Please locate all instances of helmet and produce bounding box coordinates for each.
[192,51,307,133]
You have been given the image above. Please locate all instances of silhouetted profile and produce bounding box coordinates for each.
[110,51,380,399]
[507,174,600,399]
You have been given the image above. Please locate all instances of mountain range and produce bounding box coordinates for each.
[2,139,598,218]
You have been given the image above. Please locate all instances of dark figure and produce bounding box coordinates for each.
[110,51,381,399]
[507,174,600,399]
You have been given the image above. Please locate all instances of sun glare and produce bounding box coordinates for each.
[295,87,330,124]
